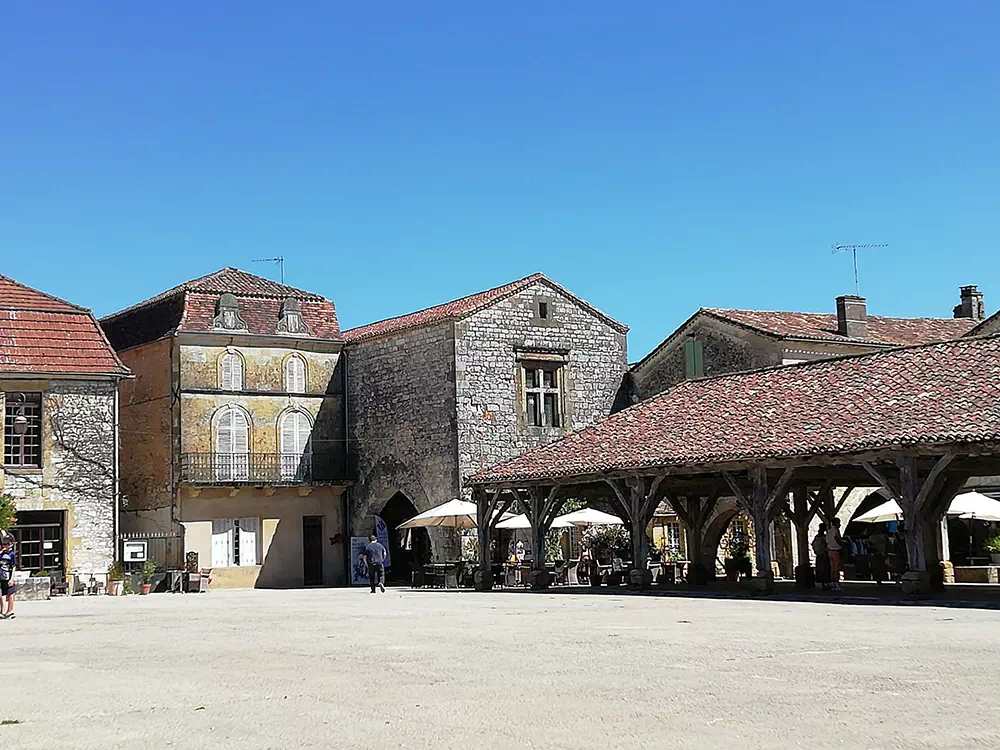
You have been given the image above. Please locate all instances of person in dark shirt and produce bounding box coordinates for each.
[362,534,387,594]
[0,539,17,619]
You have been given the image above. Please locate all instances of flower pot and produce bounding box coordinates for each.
[140,583,152,595]
[107,580,122,596]
[990,553,1000,565]
[726,570,739,582]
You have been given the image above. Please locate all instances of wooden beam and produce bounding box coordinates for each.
[861,462,901,502]
[914,452,957,514]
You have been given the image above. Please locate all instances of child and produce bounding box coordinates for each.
[0,540,16,619]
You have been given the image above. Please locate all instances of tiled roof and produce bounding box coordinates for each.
[967,310,1000,338]
[470,336,1000,484]
[0,275,130,376]
[705,308,975,346]
[100,268,341,348]
[343,273,628,343]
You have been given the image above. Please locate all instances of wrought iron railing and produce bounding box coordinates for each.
[180,452,313,484]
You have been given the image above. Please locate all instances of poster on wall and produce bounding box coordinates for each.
[374,516,392,568]
[350,537,370,586]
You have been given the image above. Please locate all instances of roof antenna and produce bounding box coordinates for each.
[831,244,887,296]
[252,257,285,284]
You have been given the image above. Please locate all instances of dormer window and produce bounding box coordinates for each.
[213,293,248,331]
[277,298,309,335]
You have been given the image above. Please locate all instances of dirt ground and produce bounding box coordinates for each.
[1,587,999,749]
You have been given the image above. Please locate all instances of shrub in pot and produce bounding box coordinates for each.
[985,534,1000,565]
[106,562,125,596]
[140,560,156,595]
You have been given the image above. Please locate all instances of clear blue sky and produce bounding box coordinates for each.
[2,3,998,358]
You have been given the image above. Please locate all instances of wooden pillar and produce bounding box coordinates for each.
[515,485,561,589]
[670,491,720,585]
[863,454,965,595]
[723,466,796,593]
[790,485,814,588]
[606,474,666,590]
[473,487,499,590]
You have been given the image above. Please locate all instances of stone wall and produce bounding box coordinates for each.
[1,379,117,575]
[455,281,628,481]
[347,323,459,536]
[631,315,781,401]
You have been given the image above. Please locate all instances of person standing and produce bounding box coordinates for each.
[0,538,17,619]
[363,534,387,594]
[826,518,844,592]
[812,522,831,590]
[869,527,889,585]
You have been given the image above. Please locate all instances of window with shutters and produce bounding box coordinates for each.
[521,364,563,429]
[3,392,42,467]
[214,407,250,481]
[684,338,704,379]
[285,354,306,393]
[219,351,244,391]
[279,410,312,480]
[211,517,260,567]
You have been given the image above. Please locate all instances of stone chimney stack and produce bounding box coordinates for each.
[836,295,868,339]
[953,285,985,321]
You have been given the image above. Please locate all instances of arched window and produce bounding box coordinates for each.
[215,406,250,481]
[285,354,306,394]
[220,351,244,391]
[279,410,312,480]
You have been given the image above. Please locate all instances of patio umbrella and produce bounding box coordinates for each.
[855,492,1000,524]
[495,513,574,530]
[854,500,904,524]
[397,498,480,530]
[556,508,625,527]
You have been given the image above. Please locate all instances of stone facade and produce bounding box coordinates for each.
[348,279,629,561]
[1,379,117,576]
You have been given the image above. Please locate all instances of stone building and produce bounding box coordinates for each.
[628,285,989,577]
[100,268,348,588]
[343,273,629,581]
[0,274,131,582]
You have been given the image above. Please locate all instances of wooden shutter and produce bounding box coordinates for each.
[280,411,310,479]
[684,340,704,379]
[285,356,305,393]
[211,519,233,568]
[221,353,243,391]
[216,409,233,481]
[232,409,249,480]
[238,517,259,566]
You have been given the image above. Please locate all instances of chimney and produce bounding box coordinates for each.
[953,285,985,321]
[836,295,867,339]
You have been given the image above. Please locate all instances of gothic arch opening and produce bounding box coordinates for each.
[377,492,430,585]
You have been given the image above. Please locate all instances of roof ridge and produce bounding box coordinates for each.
[0,274,87,312]
[707,306,962,322]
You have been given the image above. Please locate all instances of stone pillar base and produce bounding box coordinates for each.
[750,574,775,593]
[528,569,549,590]
[628,569,653,590]
[900,570,931,596]
[794,564,815,589]
[473,569,494,591]
[940,561,955,585]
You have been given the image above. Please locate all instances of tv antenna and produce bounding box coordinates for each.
[252,256,285,284]
[831,243,887,296]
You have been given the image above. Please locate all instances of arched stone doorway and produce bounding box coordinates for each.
[377,492,430,585]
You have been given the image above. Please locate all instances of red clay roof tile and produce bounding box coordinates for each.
[0,275,130,376]
[470,335,1000,484]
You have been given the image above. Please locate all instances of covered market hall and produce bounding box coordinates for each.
[468,335,1000,595]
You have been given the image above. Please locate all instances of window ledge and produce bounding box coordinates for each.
[2,466,43,475]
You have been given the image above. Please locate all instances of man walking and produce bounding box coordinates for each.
[363,534,387,594]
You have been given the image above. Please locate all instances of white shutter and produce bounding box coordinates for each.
[285,356,305,393]
[221,353,243,391]
[232,409,249,480]
[280,411,310,479]
[216,409,233,481]
[239,517,259,566]
[212,519,233,568]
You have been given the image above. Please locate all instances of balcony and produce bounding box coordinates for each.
[180,452,312,485]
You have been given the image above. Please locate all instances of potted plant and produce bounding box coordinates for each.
[106,562,125,596]
[985,534,1000,565]
[724,537,752,582]
[140,560,156,595]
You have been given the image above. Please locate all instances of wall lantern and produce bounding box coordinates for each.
[11,394,28,435]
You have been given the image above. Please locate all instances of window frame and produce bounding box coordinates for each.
[284,353,307,394]
[219,350,245,392]
[521,363,564,429]
[3,392,43,469]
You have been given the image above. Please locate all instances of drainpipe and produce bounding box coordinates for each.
[113,382,121,562]
[340,346,351,584]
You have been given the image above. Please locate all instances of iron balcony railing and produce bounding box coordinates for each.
[180,452,313,484]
